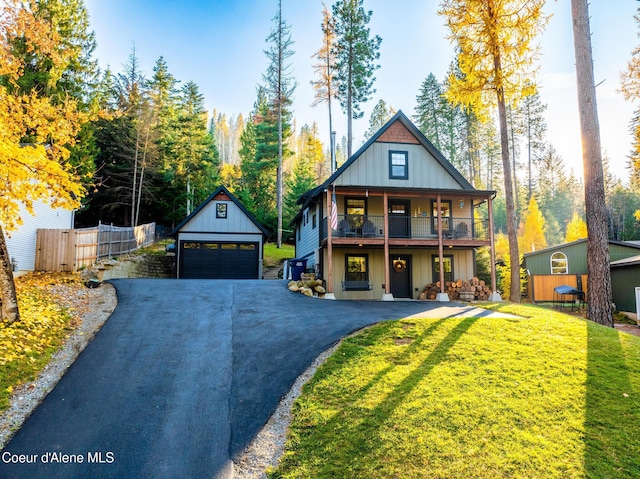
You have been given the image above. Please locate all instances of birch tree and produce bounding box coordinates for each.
[439,0,548,302]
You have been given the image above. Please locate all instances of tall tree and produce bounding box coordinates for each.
[571,0,613,327]
[311,3,338,172]
[332,0,381,157]
[414,73,446,149]
[363,99,395,139]
[439,0,548,302]
[620,6,640,190]
[1,0,85,322]
[264,0,296,247]
[520,84,547,200]
[518,196,546,254]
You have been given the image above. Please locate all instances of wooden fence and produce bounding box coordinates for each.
[527,274,589,302]
[35,222,156,272]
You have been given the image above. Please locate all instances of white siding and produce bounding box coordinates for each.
[335,143,464,190]
[179,200,262,234]
[5,201,74,272]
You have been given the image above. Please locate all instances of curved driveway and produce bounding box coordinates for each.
[0,279,473,478]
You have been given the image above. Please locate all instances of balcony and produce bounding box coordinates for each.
[322,215,489,245]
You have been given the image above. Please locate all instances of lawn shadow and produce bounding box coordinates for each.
[306,316,477,476]
[585,321,640,478]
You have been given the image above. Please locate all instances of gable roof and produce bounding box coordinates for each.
[171,185,269,236]
[323,110,476,190]
[292,110,491,224]
[523,238,640,258]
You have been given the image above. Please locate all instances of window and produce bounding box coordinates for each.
[431,200,452,233]
[432,255,454,284]
[216,203,227,219]
[389,151,408,179]
[312,212,317,229]
[550,252,568,274]
[346,198,367,228]
[344,254,370,290]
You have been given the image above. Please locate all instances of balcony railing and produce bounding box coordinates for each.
[322,215,489,241]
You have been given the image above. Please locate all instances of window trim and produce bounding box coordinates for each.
[430,200,453,234]
[343,254,371,291]
[389,150,409,180]
[550,252,568,274]
[432,254,454,284]
[216,202,228,219]
[345,197,368,229]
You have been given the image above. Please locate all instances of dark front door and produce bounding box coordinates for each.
[389,199,410,238]
[390,255,412,298]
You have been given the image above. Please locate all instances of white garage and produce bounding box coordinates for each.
[172,186,268,279]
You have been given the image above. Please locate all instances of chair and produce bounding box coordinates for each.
[456,221,469,238]
[338,219,356,237]
[362,218,376,238]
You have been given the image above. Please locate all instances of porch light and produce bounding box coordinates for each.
[459,199,464,209]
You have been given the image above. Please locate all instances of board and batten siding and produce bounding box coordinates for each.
[334,143,463,190]
[5,201,74,272]
[326,248,475,300]
[178,199,262,234]
[295,204,320,267]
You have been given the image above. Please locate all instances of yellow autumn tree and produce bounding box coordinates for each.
[439,0,548,302]
[518,196,547,254]
[564,212,588,243]
[1,0,85,322]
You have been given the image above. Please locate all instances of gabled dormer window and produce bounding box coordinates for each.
[389,151,408,179]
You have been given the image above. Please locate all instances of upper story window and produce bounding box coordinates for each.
[550,252,568,274]
[389,151,409,179]
[346,198,367,228]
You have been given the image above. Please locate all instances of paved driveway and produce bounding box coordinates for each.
[0,279,477,478]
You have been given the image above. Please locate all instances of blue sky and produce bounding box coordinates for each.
[84,0,639,183]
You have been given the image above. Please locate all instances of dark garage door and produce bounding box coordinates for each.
[180,241,259,279]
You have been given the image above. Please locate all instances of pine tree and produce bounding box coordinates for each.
[332,0,381,157]
[572,0,613,326]
[440,0,548,302]
[263,0,296,247]
[414,73,445,148]
[364,99,395,139]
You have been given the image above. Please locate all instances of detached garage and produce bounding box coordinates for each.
[172,186,268,279]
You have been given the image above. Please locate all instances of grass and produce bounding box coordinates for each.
[269,303,640,479]
[0,273,80,410]
[264,242,296,268]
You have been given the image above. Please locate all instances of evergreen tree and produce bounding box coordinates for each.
[414,73,445,148]
[263,0,296,247]
[332,0,381,157]
[364,99,395,139]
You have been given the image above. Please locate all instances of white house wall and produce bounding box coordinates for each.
[5,201,74,272]
[334,143,463,190]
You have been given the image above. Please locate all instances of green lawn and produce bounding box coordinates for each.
[269,303,640,479]
[264,242,296,268]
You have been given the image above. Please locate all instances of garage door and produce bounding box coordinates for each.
[179,241,259,279]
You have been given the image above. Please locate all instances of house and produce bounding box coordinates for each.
[171,186,268,279]
[611,255,640,314]
[523,239,640,304]
[292,111,500,301]
[4,200,74,274]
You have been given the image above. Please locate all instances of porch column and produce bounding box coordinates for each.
[487,195,502,302]
[436,193,450,302]
[382,191,393,301]
[325,188,336,300]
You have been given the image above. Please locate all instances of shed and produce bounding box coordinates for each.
[171,186,268,279]
[611,255,640,313]
[524,239,640,303]
[5,200,74,274]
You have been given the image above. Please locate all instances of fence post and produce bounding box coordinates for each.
[109,223,113,260]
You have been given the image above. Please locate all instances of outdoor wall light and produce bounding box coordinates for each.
[459,199,464,209]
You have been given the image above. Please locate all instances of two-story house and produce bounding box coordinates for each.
[292,111,501,301]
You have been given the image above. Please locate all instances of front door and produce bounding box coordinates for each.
[389,199,410,238]
[390,255,412,298]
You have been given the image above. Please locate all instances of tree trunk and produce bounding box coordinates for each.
[0,226,20,323]
[571,0,613,326]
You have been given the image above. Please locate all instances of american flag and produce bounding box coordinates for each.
[330,188,338,231]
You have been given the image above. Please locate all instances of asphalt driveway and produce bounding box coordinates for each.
[0,279,471,478]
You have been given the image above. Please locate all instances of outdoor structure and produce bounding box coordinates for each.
[5,200,74,274]
[172,186,268,279]
[292,111,499,301]
[524,239,640,305]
